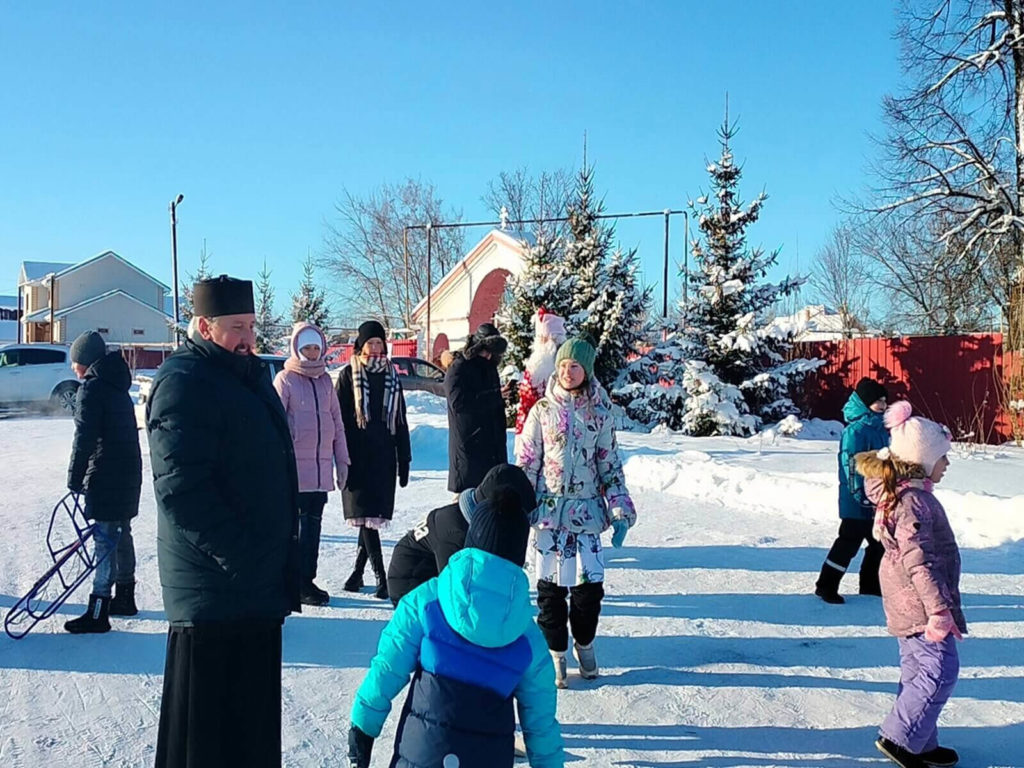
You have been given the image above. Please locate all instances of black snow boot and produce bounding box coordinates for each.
[920,746,959,767]
[300,581,330,607]
[64,594,111,634]
[364,529,390,601]
[814,563,845,604]
[343,544,368,592]
[876,737,929,768]
[108,581,138,617]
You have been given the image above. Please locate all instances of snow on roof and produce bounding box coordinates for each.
[20,261,74,283]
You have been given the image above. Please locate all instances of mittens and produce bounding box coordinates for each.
[611,518,629,548]
[398,461,410,488]
[348,724,374,768]
[924,610,962,643]
[336,465,349,492]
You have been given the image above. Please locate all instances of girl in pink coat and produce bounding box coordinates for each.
[856,401,963,768]
[274,322,350,606]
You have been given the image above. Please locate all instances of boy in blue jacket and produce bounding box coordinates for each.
[347,483,564,768]
[815,377,890,604]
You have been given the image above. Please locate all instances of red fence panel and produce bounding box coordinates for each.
[794,334,1009,444]
[325,339,419,366]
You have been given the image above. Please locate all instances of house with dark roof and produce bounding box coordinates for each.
[17,251,172,347]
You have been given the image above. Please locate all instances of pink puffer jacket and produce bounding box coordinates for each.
[273,324,349,493]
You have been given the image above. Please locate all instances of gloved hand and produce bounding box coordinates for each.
[398,461,410,488]
[348,724,374,768]
[611,518,629,548]
[337,464,349,492]
[924,610,963,643]
[68,481,84,495]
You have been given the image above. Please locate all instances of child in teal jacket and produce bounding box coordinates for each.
[815,377,889,604]
[347,492,564,768]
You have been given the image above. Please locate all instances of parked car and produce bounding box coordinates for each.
[0,344,80,414]
[391,356,445,397]
[134,353,288,429]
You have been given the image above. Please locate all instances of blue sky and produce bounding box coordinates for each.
[0,2,898,317]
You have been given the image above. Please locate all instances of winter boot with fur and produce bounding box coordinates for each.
[574,641,599,679]
[64,594,111,634]
[875,737,930,768]
[814,563,846,604]
[551,651,568,689]
[108,581,138,617]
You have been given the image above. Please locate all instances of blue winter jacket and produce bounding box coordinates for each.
[838,392,890,520]
[351,547,564,768]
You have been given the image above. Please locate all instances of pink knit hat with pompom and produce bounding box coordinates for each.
[883,401,952,474]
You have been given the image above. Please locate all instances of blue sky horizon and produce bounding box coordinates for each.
[0,2,899,321]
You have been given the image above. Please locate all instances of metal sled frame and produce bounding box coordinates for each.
[4,493,117,640]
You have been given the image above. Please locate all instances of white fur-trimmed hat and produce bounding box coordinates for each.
[534,308,566,342]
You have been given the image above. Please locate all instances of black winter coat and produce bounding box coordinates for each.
[67,351,142,521]
[146,338,301,625]
[444,352,508,493]
[336,365,411,521]
[386,501,469,603]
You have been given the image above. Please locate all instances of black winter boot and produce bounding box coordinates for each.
[64,594,111,634]
[814,563,845,604]
[876,737,929,768]
[343,544,368,592]
[109,582,138,617]
[301,581,330,607]
[920,746,959,767]
[364,529,390,601]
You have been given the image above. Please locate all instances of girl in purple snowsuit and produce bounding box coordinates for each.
[856,401,964,768]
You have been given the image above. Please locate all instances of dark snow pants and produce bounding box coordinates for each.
[880,634,959,753]
[536,580,605,653]
[298,492,328,583]
[155,620,283,768]
[818,518,883,595]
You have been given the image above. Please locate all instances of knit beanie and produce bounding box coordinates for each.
[70,330,106,367]
[855,377,888,408]
[556,337,597,379]
[475,464,536,516]
[464,499,531,568]
[883,401,952,475]
[355,320,387,353]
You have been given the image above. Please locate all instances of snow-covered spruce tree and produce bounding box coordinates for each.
[291,253,330,328]
[682,114,816,432]
[175,240,213,337]
[254,259,283,354]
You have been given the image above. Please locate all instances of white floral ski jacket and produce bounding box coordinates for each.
[515,377,636,534]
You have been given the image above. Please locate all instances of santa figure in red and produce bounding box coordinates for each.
[514,308,567,435]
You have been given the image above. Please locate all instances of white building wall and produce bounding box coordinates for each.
[61,294,173,345]
[57,256,164,310]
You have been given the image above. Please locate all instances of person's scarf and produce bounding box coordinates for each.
[284,355,326,378]
[351,353,399,433]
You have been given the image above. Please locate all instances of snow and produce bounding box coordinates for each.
[1,390,1023,766]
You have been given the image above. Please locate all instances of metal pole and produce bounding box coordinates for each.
[49,274,55,343]
[425,223,432,359]
[170,194,184,346]
[663,210,670,319]
[16,286,22,344]
[403,227,410,334]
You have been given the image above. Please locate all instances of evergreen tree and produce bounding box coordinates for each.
[177,240,213,334]
[290,252,330,328]
[615,111,818,435]
[254,259,283,354]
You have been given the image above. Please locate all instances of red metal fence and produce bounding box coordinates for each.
[794,334,1016,444]
[325,339,419,365]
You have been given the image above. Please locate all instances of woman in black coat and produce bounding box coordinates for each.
[337,321,411,600]
[64,331,143,633]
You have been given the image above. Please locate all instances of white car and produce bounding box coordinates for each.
[0,344,80,414]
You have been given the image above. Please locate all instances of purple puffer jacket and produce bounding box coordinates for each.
[273,325,350,493]
[865,477,967,639]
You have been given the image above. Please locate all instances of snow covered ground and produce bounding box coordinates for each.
[1,392,1022,767]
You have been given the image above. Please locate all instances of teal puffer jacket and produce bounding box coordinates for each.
[838,392,889,520]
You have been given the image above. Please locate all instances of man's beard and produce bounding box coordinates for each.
[525,338,559,387]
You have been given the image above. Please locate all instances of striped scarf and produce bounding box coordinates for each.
[351,354,400,434]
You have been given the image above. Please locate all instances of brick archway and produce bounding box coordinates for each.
[468,268,511,332]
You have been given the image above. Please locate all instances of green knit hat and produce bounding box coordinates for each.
[556,336,597,379]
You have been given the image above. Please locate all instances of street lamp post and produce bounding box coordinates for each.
[169,194,184,345]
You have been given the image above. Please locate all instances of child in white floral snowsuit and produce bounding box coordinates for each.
[515,336,636,688]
